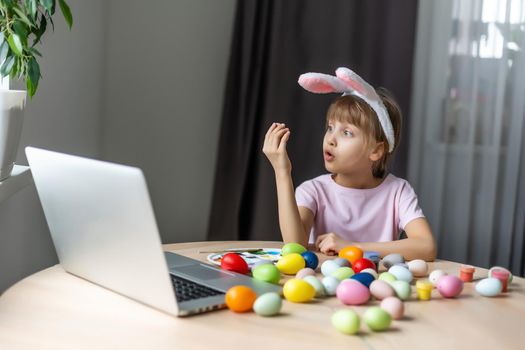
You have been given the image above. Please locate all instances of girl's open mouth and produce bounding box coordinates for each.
[324,151,335,161]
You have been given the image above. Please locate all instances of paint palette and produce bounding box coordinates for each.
[207,248,282,268]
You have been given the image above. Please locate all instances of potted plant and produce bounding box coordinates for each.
[0,0,72,180]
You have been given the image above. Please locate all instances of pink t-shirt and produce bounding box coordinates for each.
[295,174,425,244]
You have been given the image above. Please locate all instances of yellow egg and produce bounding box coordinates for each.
[283,279,315,303]
[276,253,305,275]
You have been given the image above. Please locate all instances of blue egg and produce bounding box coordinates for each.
[301,251,319,270]
[351,272,375,288]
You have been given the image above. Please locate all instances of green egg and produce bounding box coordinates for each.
[378,272,397,283]
[364,307,392,331]
[281,243,307,256]
[252,263,281,284]
[331,267,355,281]
[390,280,411,300]
[253,292,282,316]
[331,309,360,335]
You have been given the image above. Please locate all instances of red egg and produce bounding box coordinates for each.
[220,253,249,274]
[352,258,376,273]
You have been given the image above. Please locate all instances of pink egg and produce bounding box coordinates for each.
[369,280,395,300]
[380,297,404,320]
[437,275,464,298]
[336,279,370,305]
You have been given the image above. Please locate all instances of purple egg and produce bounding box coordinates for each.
[336,279,370,305]
[437,275,464,298]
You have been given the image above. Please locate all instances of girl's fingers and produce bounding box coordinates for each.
[271,128,289,148]
[265,122,278,138]
[278,131,291,150]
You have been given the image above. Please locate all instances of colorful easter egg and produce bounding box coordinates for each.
[225,285,257,312]
[331,309,360,335]
[429,269,447,285]
[364,307,392,331]
[321,260,341,276]
[360,268,378,279]
[253,292,282,316]
[437,275,463,298]
[281,243,307,256]
[369,280,395,300]
[303,275,326,297]
[407,259,428,277]
[301,251,319,270]
[331,266,355,281]
[381,253,405,269]
[380,297,404,320]
[296,267,316,279]
[333,257,351,268]
[352,258,376,273]
[390,280,411,300]
[276,253,305,275]
[351,272,375,288]
[322,276,341,296]
[221,253,249,274]
[339,246,363,265]
[283,278,315,303]
[336,279,370,305]
[475,277,502,297]
[378,272,397,283]
[252,263,280,284]
[388,265,413,283]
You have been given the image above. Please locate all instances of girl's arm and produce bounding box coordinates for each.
[316,217,437,261]
[262,123,312,246]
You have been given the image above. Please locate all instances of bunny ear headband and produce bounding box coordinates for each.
[298,67,395,153]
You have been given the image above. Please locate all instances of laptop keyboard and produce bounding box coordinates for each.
[170,274,225,302]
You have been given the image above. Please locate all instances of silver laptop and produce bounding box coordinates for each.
[26,146,281,317]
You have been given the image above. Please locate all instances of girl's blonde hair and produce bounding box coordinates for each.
[325,88,402,178]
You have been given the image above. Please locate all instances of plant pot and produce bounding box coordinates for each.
[0,90,26,181]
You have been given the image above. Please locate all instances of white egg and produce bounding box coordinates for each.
[429,269,447,285]
[322,276,340,296]
[303,275,326,297]
[321,260,340,276]
[407,259,428,277]
[360,268,378,279]
[253,292,282,316]
[475,278,502,297]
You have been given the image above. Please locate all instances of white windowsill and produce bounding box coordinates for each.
[0,165,32,204]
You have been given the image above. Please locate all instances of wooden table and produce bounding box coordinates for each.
[0,241,523,349]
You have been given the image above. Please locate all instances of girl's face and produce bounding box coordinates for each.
[323,119,375,176]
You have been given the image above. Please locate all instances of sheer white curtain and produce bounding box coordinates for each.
[409,0,525,274]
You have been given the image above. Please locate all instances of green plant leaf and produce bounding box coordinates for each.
[26,75,35,97]
[0,55,15,76]
[25,0,38,21]
[0,41,9,63]
[32,14,46,46]
[40,0,55,15]
[12,21,29,47]
[29,47,42,56]
[27,57,40,97]
[58,0,72,29]
[7,34,23,56]
[12,6,33,28]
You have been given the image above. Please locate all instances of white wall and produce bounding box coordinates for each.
[1,0,236,292]
[103,0,236,243]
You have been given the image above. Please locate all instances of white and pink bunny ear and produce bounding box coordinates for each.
[335,67,375,99]
[298,73,348,94]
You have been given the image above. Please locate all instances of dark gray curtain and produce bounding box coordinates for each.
[208,0,419,241]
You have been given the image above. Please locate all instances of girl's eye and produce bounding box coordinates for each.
[326,125,334,132]
[344,130,353,137]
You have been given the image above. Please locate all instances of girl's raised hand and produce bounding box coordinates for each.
[262,122,292,174]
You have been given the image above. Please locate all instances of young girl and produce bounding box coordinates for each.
[262,67,436,261]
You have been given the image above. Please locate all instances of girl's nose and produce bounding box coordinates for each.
[327,134,336,146]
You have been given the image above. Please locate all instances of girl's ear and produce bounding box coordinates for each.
[368,141,386,162]
[298,73,348,94]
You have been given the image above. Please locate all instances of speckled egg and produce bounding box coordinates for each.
[331,309,360,335]
[301,251,319,270]
[380,297,404,320]
[295,267,316,279]
[390,280,412,300]
[276,253,305,275]
[321,260,341,276]
[381,253,405,269]
[369,280,395,300]
[360,268,378,279]
[252,263,281,284]
[388,265,413,283]
[437,275,463,298]
[303,275,326,297]
[475,277,502,297]
[429,269,447,285]
[407,259,428,277]
[364,307,392,331]
[331,266,355,281]
[322,276,341,296]
[333,257,351,268]
[336,279,370,305]
[283,278,315,303]
[378,272,397,283]
[253,292,282,316]
[351,272,375,288]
